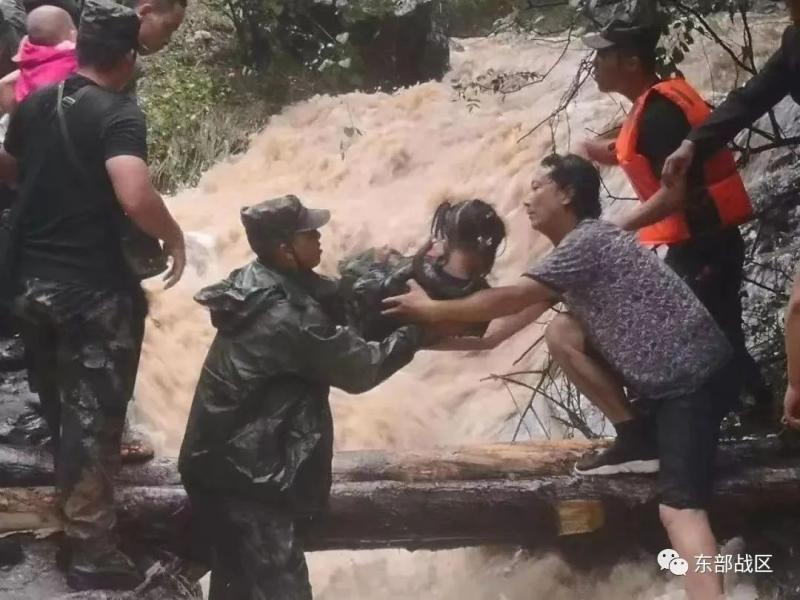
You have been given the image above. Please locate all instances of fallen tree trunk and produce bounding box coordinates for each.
[0,435,156,487]
[2,435,796,487]
[0,439,608,488]
[0,436,799,555]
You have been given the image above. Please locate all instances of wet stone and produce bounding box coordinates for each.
[0,537,23,568]
[0,536,203,600]
[0,336,25,373]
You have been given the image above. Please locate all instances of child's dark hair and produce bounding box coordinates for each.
[429,199,506,273]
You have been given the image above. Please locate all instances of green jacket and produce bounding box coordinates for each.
[178,260,420,512]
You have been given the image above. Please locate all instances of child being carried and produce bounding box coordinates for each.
[0,5,77,115]
[339,199,507,341]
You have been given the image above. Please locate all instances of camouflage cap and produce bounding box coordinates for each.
[78,0,139,53]
[241,195,330,246]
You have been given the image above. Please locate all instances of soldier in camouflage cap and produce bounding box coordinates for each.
[180,195,420,599]
[240,194,331,250]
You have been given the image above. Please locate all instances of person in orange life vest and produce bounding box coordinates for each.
[579,20,772,421]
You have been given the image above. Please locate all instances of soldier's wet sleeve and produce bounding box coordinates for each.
[301,322,422,394]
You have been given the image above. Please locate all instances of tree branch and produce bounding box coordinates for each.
[517,54,593,144]
[663,0,755,75]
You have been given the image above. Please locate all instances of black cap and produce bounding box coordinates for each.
[241,195,330,245]
[583,20,660,52]
[78,0,140,54]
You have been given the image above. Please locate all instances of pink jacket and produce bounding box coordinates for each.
[13,37,78,102]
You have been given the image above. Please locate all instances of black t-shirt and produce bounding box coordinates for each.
[636,92,723,237]
[4,74,148,289]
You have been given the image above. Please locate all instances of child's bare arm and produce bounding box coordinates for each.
[0,71,20,115]
[430,302,551,351]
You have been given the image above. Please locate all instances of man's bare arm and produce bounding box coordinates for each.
[0,148,17,184]
[106,155,186,288]
[611,177,687,232]
[0,70,19,114]
[383,278,557,324]
[579,139,619,166]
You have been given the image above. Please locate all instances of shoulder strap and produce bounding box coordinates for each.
[55,81,112,185]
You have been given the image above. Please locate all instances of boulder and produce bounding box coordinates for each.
[730,98,800,404]
[279,0,450,90]
[340,0,450,88]
[0,536,203,600]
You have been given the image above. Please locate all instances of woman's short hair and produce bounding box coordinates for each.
[541,153,602,220]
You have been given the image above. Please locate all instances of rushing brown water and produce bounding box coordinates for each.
[133,14,788,599]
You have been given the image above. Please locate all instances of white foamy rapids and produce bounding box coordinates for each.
[135,14,788,599]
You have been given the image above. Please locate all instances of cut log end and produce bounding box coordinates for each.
[557,500,605,536]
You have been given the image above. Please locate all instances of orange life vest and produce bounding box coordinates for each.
[615,78,753,246]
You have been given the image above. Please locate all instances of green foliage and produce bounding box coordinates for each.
[655,16,696,78]
[429,0,519,36]
[300,36,365,91]
[203,0,360,74]
[135,1,372,193]
[649,0,763,77]
[139,55,239,193]
[203,0,284,67]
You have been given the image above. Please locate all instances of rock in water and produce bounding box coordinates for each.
[0,336,25,372]
[0,536,203,600]
[339,0,450,88]
[282,0,449,90]
[0,370,48,447]
[0,537,23,567]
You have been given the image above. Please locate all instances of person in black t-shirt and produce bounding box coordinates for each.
[0,0,185,590]
[664,0,800,182]
[20,0,186,52]
[579,21,772,422]
[660,0,800,429]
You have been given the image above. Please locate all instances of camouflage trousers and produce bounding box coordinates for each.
[187,489,313,600]
[13,278,146,544]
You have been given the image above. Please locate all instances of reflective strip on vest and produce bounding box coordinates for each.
[615,78,753,246]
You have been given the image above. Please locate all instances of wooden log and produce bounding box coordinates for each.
[0,436,798,554]
[331,439,607,482]
[1,435,796,488]
[0,436,158,487]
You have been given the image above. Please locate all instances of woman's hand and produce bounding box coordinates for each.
[382,280,436,322]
